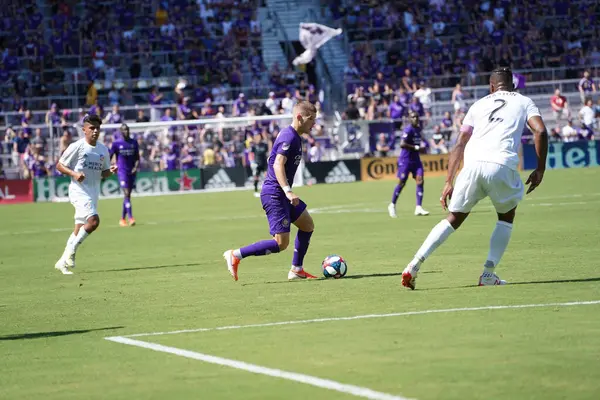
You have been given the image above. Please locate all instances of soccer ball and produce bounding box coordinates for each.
[322,255,348,279]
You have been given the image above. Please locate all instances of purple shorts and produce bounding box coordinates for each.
[118,173,137,189]
[397,162,424,180]
[261,193,307,236]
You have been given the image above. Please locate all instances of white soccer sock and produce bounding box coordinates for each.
[484,221,513,272]
[233,249,243,259]
[65,233,76,250]
[411,219,455,271]
[68,229,90,253]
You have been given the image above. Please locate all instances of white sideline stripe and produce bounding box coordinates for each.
[2,195,599,237]
[50,185,254,202]
[104,336,410,400]
[122,300,600,338]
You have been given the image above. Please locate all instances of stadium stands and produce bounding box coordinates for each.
[1,0,599,180]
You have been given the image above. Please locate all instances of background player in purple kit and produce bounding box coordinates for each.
[110,123,140,227]
[249,133,270,198]
[388,111,430,218]
[223,101,318,281]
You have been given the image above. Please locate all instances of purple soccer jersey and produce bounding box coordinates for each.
[110,138,139,189]
[397,125,424,180]
[261,126,306,235]
[32,159,48,177]
[262,126,303,194]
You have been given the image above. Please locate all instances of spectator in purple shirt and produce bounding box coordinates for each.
[409,96,424,117]
[160,146,178,171]
[388,94,406,131]
[233,93,249,117]
[402,69,417,93]
[21,110,33,135]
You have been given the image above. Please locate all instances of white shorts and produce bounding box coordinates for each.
[449,161,524,214]
[70,194,99,225]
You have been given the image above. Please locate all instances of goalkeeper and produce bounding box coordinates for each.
[249,133,270,197]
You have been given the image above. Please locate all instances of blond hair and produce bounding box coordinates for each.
[293,100,317,117]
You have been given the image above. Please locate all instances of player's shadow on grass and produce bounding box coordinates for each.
[240,270,442,286]
[511,277,600,286]
[343,270,442,280]
[87,262,203,274]
[421,276,600,290]
[0,326,124,341]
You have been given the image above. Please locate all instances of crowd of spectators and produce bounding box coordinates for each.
[0,80,328,179]
[0,0,270,112]
[333,0,600,152]
[331,0,600,87]
[2,0,600,179]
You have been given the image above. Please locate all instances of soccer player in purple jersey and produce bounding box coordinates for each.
[110,124,140,227]
[223,101,318,281]
[388,111,430,218]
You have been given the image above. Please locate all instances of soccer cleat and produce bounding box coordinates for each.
[401,271,416,290]
[288,269,318,280]
[478,272,507,286]
[388,203,398,218]
[414,206,430,216]
[119,218,128,227]
[129,218,136,226]
[401,264,418,290]
[253,192,261,198]
[54,258,73,275]
[223,250,240,281]
[64,250,76,269]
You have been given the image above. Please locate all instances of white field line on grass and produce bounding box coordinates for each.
[105,300,600,400]
[2,194,600,237]
[104,336,410,400]
[119,300,600,338]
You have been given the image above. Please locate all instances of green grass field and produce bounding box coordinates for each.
[1,167,600,400]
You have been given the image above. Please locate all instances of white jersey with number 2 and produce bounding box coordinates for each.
[461,90,541,171]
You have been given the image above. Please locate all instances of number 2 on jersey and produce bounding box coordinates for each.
[489,99,507,123]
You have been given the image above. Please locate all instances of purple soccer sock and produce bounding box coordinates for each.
[122,198,128,219]
[125,197,133,218]
[391,183,405,204]
[240,239,280,257]
[416,183,424,206]
[292,230,313,267]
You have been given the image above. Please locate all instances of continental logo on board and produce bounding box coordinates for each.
[360,155,451,181]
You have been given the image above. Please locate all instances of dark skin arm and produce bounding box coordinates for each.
[399,140,419,151]
[440,130,471,210]
[524,115,548,194]
[101,166,117,179]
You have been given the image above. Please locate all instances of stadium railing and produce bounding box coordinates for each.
[345,66,599,99]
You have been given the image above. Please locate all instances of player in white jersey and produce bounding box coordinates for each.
[54,114,117,274]
[401,67,548,289]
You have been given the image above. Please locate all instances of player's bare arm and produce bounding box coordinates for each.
[524,115,548,194]
[57,162,85,182]
[132,152,140,174]
[441,129,472,210]
[102,165,118,179]
[273,153,299,206]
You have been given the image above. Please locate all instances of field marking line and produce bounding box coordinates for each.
[2,194,600,237]
[104,336,410,400]
[119,300,600,338]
